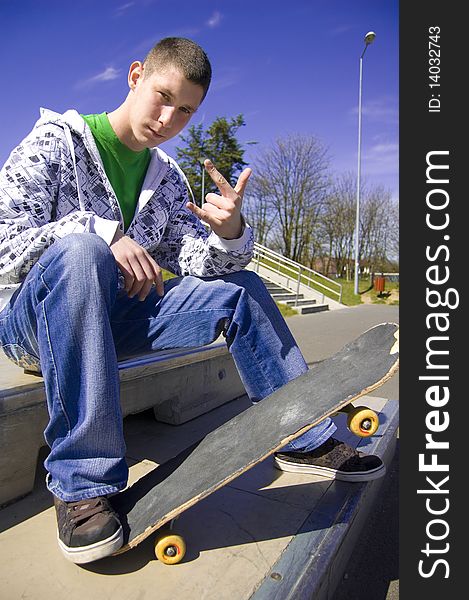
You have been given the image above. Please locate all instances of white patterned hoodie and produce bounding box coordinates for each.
[0,109,253,310]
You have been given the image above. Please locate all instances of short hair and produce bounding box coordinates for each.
[143,37,212,101]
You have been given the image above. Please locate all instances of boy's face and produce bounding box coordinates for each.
[128,62,204,150]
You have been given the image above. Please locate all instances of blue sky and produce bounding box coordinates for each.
[0,0,398,200]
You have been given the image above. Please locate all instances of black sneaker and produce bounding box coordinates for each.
[274,437,385,482]
[53,495,123,563]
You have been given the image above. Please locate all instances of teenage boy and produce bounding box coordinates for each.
[0,37,385,564]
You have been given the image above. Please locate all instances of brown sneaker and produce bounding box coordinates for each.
[53,495,123,563]
[274,437,386,482]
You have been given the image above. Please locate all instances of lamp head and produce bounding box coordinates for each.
[364,31,376,45]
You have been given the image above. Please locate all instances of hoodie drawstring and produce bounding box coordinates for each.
[63,127,86,211]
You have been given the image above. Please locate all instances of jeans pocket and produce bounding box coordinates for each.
[1,343,41,372]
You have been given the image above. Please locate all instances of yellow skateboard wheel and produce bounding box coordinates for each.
[154,534,186,565]
[347,406,379,437]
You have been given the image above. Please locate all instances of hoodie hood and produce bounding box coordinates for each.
[36,108,175,167]
[34,108,184,209]
[38,108,87,135]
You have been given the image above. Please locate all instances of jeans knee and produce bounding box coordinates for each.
[38,234,118,294]
[225,269,264,291]
[219,270,276,318]
[56,232,110,258]
[49,234,115,273]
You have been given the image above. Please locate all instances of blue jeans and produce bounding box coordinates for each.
[0,234,335,501]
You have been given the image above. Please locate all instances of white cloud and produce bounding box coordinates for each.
[362,102,398,121]
[75,67,121,89]
[115,2,135,16]
[330,25,353,36]
[211,75,239,92]
[91,67,121,82]
[351,97,398,123]
[207,11,222,28]
[370,142,399,155]
[362,141,398,176]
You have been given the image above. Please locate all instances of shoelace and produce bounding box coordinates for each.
[66,497,111,526]
[322,438,360,461]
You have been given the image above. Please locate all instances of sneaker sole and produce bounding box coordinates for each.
[57,525,123,564]
[273,456,386,482]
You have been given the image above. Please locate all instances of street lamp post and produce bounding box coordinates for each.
[354,31,376,295]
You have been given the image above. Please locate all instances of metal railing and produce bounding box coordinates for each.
[251,243,343,305]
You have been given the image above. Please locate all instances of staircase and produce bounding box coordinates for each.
[260,277,329,314]
[246,243,345,315]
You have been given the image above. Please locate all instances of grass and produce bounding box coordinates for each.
[276,302,299,317]
[337,277,400,307]
[255,256,400,307]
[335,278,362,306]
[162,269,177,281]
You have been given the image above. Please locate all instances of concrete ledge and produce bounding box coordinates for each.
[0,342,245,507]
[119,345,245,424]
[251,398,399,600]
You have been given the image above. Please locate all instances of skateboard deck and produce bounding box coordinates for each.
[111,322,399,562]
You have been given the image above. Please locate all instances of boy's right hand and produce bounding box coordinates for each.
[110,229,164,300]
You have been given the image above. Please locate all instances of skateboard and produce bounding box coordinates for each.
[111,322,399,564]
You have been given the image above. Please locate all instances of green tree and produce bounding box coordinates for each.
[176,115,249,206]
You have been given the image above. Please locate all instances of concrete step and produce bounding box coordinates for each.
[258,276,329,313]
[271,293,304,301]
[283,298,317,306]
[298,303,329,314]
[264,282,284,288]
[279,300,329,314]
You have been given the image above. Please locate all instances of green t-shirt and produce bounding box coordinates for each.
[82,112,151,231]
